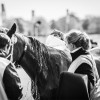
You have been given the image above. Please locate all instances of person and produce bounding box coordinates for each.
[64,29,99,97]
[45,29,71,57]
[45,29,65,48]
[0,28,23,100]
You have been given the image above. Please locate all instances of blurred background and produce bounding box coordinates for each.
[1,0,100,98]
[0,0,100,45]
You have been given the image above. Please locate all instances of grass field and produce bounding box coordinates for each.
[17,68,33,100]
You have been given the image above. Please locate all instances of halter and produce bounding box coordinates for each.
[6,42,13,62]
[6,34,28,66]
[6,34,17,62]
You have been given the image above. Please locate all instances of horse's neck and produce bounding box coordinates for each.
[24,37,71,98]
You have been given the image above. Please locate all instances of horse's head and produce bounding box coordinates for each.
[7,24,39,80]
[7,23,25,63]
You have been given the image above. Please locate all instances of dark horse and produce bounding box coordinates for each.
[7,23,71,100]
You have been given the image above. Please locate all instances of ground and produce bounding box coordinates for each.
[17,68,34,100]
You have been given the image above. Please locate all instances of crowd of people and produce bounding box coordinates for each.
[0,24,100,100]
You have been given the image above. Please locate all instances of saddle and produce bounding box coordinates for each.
[57,72,89,100]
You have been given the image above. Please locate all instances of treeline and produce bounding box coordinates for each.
[50,13,100,34]
[3,12,100,36]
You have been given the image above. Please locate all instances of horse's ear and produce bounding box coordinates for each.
[28,36,34,43]
[7,23,16,38]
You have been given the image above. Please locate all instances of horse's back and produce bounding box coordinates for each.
[57,72,89,100]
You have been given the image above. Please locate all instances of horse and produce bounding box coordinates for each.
[6,23,72,100]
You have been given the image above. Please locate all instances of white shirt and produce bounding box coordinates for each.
[45,35,69,51]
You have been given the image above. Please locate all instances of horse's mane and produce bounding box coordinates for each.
[28,36,64,96]
[28,36,62,80]
[29,36,49,79]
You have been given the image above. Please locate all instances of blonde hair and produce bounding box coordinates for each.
[65,29,91,50]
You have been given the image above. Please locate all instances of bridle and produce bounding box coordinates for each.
[6,42,14,62]
[6,34,28,66]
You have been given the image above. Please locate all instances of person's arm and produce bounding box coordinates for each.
[3,63,23,100]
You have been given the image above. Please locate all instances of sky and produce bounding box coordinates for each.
[0,0,100,21]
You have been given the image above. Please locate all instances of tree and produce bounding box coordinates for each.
[50,20,57,30]
[33,16,50,36]
[82,19,89,30]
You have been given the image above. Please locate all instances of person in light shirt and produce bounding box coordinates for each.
[45,29,71,58]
